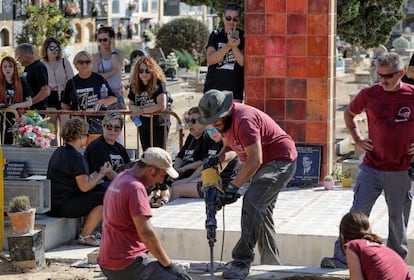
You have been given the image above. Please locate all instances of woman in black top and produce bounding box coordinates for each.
[128,56,171,151]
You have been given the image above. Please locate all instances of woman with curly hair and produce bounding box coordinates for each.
[128,56,171,151]
[340,211,413,280]
[47,118,112,246]
[0,56,33,143]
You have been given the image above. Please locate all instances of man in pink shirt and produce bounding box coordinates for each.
[98,147,192,280]
[198,89,298,279]
[321,52,414,269]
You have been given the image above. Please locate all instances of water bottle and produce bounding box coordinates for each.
[133,116,142,127]
[100,84,108,110]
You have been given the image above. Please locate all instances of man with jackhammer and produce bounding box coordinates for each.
[198,89,298,279]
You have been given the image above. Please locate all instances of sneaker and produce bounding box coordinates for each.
[320,257,347,269]
[222,260,250,279]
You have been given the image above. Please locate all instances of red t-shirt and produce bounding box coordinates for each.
[349,82,414,170]
[98,170,152,270]
[345,239,413,280]
[222,103,297,164]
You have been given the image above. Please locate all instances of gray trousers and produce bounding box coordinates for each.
[333,164,413,264]
[100,254,185,280]
[232,159,296,265]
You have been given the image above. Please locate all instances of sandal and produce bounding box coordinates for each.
[150,196,168,208]
[78,234,100,247]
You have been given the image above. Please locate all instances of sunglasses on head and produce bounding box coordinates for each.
[225,16,239,22]
[185,118,198,124]
[48,46,60,52]
[377,70,400,80]
[98,38,109,42]
[105,124,122,132]
[139,68,152,74]
[78,60,91,65]
[206,127,219,135]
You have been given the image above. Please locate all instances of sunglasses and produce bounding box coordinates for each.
[206,127,219,135]
[377,70,400,80]
[105,124,122,132]
[98,38,109,42]
[185,118,198,124]
[78,60,91,65]
[48,46,60,52]
[139,68,152,74]
[225,16,239,22]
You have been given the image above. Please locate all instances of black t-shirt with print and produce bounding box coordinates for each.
[84,135,131,181]
[204,28,245,101]
[61,72,114,110]
[5,77,33,106]
[2,77,33,144]
[127,79,169,127]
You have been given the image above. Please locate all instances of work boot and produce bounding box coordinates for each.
[222,260,250,279]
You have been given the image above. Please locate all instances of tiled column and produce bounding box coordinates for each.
[244,0,337,179]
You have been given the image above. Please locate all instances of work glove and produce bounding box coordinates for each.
[165,263,193,280]
[223,183,240,205]
[409,161,414,181]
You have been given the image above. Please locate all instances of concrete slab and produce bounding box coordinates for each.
[150,186,414,267]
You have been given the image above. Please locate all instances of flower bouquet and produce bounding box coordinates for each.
[13,110,55,148]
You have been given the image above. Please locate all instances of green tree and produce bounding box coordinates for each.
[181,0,404,49]
[156,18,209,56]
[337,0,404,49]
[16,2,73,49]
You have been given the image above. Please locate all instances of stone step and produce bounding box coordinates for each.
[3,215,80,251]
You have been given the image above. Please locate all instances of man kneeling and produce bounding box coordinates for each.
[98,147,192,280]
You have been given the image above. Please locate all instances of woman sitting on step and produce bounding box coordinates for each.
[46,118,112,246]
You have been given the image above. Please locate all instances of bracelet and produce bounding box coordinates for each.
[111,51,117,55]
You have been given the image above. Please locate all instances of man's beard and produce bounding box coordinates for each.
[219,114,232,133]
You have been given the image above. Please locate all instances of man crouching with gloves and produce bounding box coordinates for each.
[198,89,297,279]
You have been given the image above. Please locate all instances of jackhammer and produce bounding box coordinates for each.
[200,156,239,279]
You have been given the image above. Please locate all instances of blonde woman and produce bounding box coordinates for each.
[61,51,117,138]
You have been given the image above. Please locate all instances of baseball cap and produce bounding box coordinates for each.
[140,147,179,178]
[198,89,233,125]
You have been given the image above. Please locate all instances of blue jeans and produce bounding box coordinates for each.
[231,159,297,265]
[333,164,413,264]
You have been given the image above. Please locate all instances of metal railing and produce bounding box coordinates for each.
[1,109,184,155]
